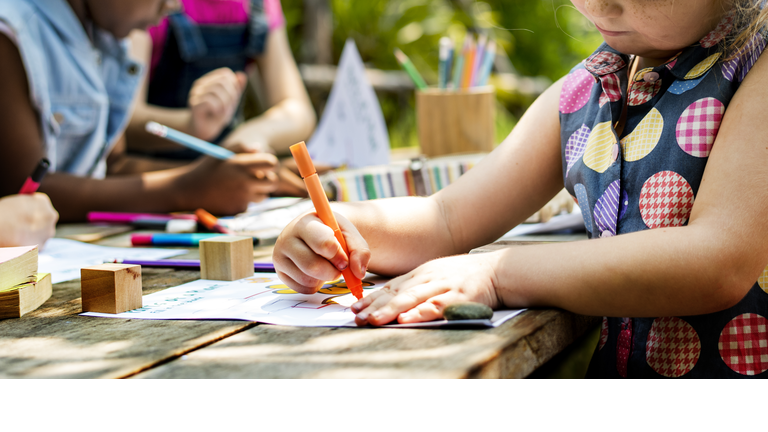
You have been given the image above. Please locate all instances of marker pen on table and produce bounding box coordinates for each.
[111,258,275,272]
[19,158,50,194]
[195,208,234,234]
[290,141,364,300]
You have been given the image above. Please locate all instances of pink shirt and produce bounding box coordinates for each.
[148,0,285,74]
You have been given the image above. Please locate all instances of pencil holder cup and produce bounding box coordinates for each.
[416,86,496,157]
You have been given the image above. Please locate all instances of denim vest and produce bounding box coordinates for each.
[0,0,142,178]
[147,0,269,151]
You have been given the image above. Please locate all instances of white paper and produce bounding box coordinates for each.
[40,238,187,283]
[308,39,390,169]
[81,273,524,328]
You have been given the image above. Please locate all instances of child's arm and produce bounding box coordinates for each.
[125,31,248,152]
[0,33,278,222]
[0,193,58,247]
[220,27,317,156]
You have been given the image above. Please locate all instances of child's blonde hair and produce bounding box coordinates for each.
[726,0,768,59]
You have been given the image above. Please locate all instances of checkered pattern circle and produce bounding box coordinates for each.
[628,80,662,106]
[699,14,734,48]
[585,51,626,76]
[621,108,664,162]
[566,124,591,177]
[758,265,768,293]
[675,97,724,158]
[598,73,622,107]
[646,317,701,377]
[583,121,616,174]
[718,313,768,376]
[639,171,694,229]
[685,53,721,79]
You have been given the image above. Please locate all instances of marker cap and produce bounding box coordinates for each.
[131,234,153,246]
[289,141,316,179]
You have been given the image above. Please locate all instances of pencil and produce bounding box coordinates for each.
[394,48,428,91]
[438,37,454,90]
[145,121,235,160]
[290,141,364,300]
[461,34,476,89]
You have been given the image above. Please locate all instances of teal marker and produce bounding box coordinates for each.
[452,38,468,90]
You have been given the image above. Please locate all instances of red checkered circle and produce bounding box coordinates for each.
[676,97,724,158]
[639,171,694,229]
[719,313,768,376]
[585,51,626,76]
[646,317,701,377]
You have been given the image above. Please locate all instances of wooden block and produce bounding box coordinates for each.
[81,264,142,314]
[0,273,52,319]
[199,236,254,281]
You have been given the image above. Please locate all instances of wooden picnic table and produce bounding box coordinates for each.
[0,226,597,379]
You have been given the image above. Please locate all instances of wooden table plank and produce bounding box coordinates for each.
[132,309,597,379]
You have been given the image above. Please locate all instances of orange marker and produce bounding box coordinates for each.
[290,141,364,300]
[195,208,234,234]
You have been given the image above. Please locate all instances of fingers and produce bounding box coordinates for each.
[353,279,451,326]
[336,214,370,279]
[189,68,244,117]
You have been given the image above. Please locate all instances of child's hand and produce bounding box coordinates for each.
[0,193,59,248]
[179,152,279,214]
[273,211,370,294]
[188,68,248,142]
[351,253,501,326]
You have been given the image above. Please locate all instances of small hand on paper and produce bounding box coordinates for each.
[0,193,58,248]
[273,211,370,294]
[188,68,248,142]
[351,253,501,326]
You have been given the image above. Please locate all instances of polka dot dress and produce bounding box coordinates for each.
[559,15,768,378]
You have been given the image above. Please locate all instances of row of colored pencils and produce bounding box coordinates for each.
[394,33,496,91]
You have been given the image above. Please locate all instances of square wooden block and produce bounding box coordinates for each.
[199,236,254,281]
[81,264,142,314]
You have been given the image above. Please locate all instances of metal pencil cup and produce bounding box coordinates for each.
[416,86,496,157]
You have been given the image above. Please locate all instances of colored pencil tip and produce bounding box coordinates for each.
[145,121,166,137]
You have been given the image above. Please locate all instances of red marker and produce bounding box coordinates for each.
[19,158,50,194]
[195,208,234,234]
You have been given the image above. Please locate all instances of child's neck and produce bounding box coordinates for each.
[65,0,95,41]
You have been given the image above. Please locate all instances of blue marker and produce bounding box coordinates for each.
[438,37,454,90]
[475,40,496,87]
[145,121,235,160]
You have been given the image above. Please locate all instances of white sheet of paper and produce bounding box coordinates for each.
[81,273,524,328]
[40,238,187,284]
[308,39,390,169]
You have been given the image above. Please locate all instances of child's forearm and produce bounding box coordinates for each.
[493,222,756,318]
[38,168,191,222]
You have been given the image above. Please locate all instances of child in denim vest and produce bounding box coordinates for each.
[273,0,768,378]
[0,0,281,220]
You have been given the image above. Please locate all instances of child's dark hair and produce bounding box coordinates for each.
[726,0,768,59]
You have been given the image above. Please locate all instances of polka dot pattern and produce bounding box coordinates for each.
[646,317,701,377]
[639,171,694,229]
[565,125,590,177]
[668,73,707,95]
[676,97,724,158]
[593,180,620,237]
[722,34,767,82]
[583,121,616,174]
[621,108,664,162]
[560,69,594,114]
[719,313,768,376]
[617,318,632,378]
[758,265,768,293]
[685,53,721,79]
[574,183,593,234]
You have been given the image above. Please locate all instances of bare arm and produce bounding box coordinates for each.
[221,27,317,156]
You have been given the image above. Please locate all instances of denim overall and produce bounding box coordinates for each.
[147,0,269,155]
[559,14,768,378]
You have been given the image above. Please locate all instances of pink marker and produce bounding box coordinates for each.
[18,158,50,194]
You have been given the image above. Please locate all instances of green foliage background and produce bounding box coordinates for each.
[280,0,603,148]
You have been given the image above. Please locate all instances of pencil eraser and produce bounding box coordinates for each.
[131,234,153,246]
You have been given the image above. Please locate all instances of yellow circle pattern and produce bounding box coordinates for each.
[685,53,721,79]
[621,108,664,162]
[758,265,768,293]
[583,121,616,173]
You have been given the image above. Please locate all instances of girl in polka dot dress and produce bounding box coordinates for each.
[273,0,768,378]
